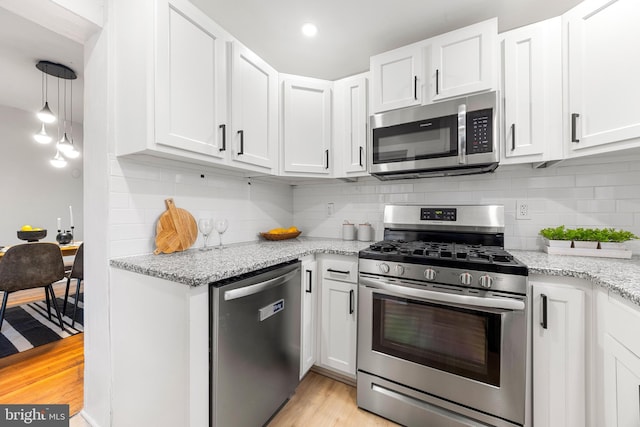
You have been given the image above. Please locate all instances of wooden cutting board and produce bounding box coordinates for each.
[154,198,197,254]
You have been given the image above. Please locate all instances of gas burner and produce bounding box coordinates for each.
[369,241,398,253]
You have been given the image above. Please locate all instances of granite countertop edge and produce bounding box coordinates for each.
[109,240,640,307]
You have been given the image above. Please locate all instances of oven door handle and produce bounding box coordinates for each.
[359,277,525,311]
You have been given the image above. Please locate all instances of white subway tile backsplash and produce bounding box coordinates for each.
[110,154,640,255]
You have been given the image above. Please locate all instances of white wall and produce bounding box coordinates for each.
[0,105,83,245]
[109,156,294,257]
[293,153,640,253]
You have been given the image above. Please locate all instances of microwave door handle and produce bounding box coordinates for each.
[359,276,525,311]
[457,103,467,164]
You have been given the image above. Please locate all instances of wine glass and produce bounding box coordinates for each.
[198,218,214,251]
[214,219,228,250]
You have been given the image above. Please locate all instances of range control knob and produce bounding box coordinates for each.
[395,264,405,276]
[424,268,437,281]
[479,275,494,288]
[379,263,390,274]
[460,272,473,286]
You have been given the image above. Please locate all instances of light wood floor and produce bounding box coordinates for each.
[0,281,84,416]
[268,371,400,427]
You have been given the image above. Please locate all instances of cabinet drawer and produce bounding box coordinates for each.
[320,256,358,283]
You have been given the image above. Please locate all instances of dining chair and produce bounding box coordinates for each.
[63,242,83,327]
[0,242,66,331]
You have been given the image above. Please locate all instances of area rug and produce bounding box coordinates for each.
[0,293,83,358]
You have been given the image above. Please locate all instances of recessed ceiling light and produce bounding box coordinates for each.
[301,23,318,37]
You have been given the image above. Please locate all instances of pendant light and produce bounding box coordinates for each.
[34,60,79,167]
[50,150,67,168]
[34,123,52,144]
[35,64,56,124]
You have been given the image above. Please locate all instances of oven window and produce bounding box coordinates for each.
[372,114,458,164]
[372,293,501,386]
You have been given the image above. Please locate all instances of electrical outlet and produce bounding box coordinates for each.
[327,202,335,217]
[516,200,531,220]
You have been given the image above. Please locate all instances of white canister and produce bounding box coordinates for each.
[357,223,373,242]
[342,223,355,240]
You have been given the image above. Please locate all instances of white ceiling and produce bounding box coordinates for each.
[0,0,583,122]
[0,8,84,122]
[191,0,583,80]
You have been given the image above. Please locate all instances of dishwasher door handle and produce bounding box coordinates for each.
[224,268,299,301]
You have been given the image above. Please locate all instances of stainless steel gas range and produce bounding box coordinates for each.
[357,204,530,427]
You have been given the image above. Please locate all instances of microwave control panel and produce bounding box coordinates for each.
[467,108,493,154]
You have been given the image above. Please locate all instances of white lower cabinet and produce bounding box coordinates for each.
[597,289,640,427]
[318,254,358,377]
[531,277,588,427]
[300,257,317,379]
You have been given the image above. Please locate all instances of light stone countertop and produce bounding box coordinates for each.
[109,238,371,287]
[110,238,640,307]
[510,250,640,306]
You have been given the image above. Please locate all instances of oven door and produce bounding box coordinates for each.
[358,275,528,425]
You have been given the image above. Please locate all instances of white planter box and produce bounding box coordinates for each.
[573,241,598,249]
[599,242,628,250]
[545,239,572,248]
[544,245,632,259]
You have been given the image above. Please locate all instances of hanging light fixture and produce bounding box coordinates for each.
[34,60,79,167]
[50,149,68,168]
[35,63,56,124]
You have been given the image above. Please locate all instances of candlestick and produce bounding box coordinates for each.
[69,205,74,228]
[57,217,61,231]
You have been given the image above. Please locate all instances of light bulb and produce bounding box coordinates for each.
[65,146,80,159]
[58,133,74,153]
[50,150,67,168]
[37,102,56,123]
[33,123,52,144]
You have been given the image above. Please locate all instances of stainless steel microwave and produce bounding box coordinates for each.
[369,91,499,180]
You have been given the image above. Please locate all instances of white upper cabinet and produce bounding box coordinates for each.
[115,0,231,166]
[427,18,497,102]
[228,41,279,172]
[564,0,640,155]
[280,74,333,176]
[500,17,563,164]
[155,0,227,159]
[370,43,423,113]
[334,73,369,178]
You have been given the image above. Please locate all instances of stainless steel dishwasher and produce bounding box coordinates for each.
[210,260,301,427]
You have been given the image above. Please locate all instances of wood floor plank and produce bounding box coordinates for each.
[268,371,400,427]
[0,282,84,417]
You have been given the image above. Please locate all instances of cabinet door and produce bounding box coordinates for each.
[565,0,640,153]
[281,76,332,175]
[335,74,368,177]
[155,0,227,158]
[603,334,640,426]
[429,18,497,102]
[370,44,422,113]
[229,41,278,171]
[300,260,317,379]
[320,279,357,375]
[501,17,562,163]
[532,283,586,427]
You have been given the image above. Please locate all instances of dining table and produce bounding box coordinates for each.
[0,241,82,259]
